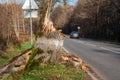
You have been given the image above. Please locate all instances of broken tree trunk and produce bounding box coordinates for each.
[34,31,64,62]
[24,0,65,72]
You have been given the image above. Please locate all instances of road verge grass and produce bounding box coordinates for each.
[1,42,89,80]
[3,63,87,80]
[0,41,32,66]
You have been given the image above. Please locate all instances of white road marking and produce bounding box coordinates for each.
[87,71,99,80]
[62,47,69,53]
[73,39,120,54]
[100,47,120,54]
[73,39,97,47]
[63,47,99,80]
[85,43,97,47]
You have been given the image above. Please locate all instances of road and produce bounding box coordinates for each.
[63,38,120,80]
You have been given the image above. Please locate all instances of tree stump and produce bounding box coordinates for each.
[34,31,64,62]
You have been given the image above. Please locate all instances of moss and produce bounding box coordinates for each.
[24,48,44,72]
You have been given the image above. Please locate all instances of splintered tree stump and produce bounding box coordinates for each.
[33,3,65,63]
[34,31,64,62]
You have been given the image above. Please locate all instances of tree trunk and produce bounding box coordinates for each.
[24,0,65,72]
[34,33,64,62]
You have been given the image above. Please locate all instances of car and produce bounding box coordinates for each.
[70,31,80,38]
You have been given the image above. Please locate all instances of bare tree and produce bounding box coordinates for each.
[68,0,120,41]
[0,1,28,47]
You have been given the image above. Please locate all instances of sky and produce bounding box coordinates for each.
[0,0,78,6]
[68,0,78,6]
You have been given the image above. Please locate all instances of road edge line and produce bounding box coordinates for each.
[62,47,99,80]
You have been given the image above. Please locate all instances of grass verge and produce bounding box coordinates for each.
[3,63,87,80]
[0,41,33,66]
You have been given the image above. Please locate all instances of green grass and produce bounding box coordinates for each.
[0,41,87,80]
[0,41,33,66]
[3,64,86,80]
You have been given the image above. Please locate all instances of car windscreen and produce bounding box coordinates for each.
[71,31,78,34]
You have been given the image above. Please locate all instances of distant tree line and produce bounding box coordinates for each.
[61,0,120,42]
[51,5,74,30]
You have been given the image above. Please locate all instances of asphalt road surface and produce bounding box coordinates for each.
[63,38,120,80]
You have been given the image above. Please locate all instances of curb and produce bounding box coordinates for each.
[62,47,99,80]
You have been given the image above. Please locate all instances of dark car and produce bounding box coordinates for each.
[70,31,80,38]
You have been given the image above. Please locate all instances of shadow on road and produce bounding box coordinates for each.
[93,49,120,59]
